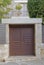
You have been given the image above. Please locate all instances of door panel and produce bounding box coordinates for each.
[9,28,21,55]
[21,28,34,55]
[9,25,35,56]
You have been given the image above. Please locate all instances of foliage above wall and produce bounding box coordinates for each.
[15,4,22,10]
[0,0,12,19]
[27,0,44,23]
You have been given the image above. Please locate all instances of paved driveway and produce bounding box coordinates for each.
[0,59,44,65]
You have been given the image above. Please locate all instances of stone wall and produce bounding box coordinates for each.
[0,44,44,61]
[35,24,42,58]
[0,44,9,60]
[41,49,44,58]
[1,18,42,58]
[1,18,43,61]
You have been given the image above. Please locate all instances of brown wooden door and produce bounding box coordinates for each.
[9,25,35,56]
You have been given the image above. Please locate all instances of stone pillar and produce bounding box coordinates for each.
[35,24,42,58]
[6,24,9,58]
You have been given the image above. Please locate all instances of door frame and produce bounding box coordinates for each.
[5,23,42,59]
[9,24,35,56]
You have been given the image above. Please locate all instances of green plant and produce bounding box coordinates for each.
[16,4,22,10]
[0,0,12,23]
[27,0,44,23]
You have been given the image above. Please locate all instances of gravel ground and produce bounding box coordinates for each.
[0,59,44,65]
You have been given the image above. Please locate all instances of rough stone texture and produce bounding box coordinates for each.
[35,24,42,58]
[0,59,44,65]
[0,45,44,62]
[6,56,38,62]
[0,44,9,60]
[41,48,44,58]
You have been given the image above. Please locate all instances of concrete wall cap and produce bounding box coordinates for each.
[2,17,42,24]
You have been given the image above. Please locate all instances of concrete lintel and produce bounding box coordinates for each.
[2,17,42,24]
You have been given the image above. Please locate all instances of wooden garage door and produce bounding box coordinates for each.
[9,25,35,56]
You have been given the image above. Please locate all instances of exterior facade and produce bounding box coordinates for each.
[0,0,44,62]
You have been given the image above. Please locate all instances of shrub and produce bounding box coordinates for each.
[27,0,44,19]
